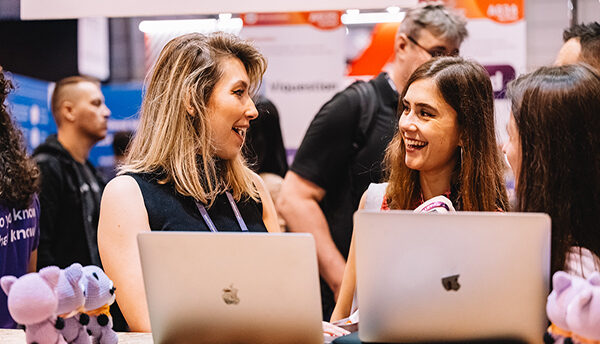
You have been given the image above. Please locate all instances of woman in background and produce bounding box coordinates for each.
[331,57,509,322]
[0,66,41,328]
[503,64,600,277]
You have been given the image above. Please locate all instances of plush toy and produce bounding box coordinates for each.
[565,272,600,343]
[0,266,67,344]
[82,266,118,344]
[546,271,588,343]
[55,263,91,344]
[545,271,600,344]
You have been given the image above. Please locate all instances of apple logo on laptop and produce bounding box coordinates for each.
[222,284,240,305]
[441,274,461,291]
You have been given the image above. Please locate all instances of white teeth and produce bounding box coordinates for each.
[405,138,427,147]
[232,127,246,137]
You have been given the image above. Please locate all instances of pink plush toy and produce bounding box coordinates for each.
[565,272,600,343]
[546,271,588,343]
[55,263,90,344]
[0,266,67,344]
[545,271,600,344]
[82,266,118,344]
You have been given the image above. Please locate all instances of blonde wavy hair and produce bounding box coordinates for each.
[120,32,267,205]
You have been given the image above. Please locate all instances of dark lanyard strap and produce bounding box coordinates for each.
[194,191,249,232]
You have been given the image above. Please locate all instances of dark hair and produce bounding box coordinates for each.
[0,67,40,209]
[563,22,600,70]
[51,75,100,123]
[112,130,134,157]
[385,57,508,211]
[244,96,288,178]
[507,64,600,275]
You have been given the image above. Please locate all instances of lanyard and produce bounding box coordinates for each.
[194,191,249,232]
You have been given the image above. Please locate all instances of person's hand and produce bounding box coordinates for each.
[322,321,350,337]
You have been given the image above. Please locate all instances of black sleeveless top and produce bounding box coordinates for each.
[127,173,268,232]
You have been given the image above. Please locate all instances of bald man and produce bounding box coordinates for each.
[556,22,600,70]
[33,76,111,269]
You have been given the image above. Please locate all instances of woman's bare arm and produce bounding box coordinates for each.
[98,175,152,332]
[330,191,367,321]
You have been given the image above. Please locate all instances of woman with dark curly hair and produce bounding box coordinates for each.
[0,66,41,329]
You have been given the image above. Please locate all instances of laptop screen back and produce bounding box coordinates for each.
[354,211,550,344]
[138,232,323,344]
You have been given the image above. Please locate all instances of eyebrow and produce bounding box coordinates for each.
[233,80,249,88]
[430,45,448,51]
[403,99,439,114]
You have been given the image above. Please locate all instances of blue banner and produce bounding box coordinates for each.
[5,73,55,152]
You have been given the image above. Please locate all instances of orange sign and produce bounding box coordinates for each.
[451,0,524,23]
[347,22,400,76]
[242,11,343,30]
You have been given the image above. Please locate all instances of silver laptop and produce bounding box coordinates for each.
[354,211,550,344]
[137,232,323,344]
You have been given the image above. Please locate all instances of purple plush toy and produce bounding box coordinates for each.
[82,266,118,344]
[546,271,600,344]
[55,263,90,344]
[0,266,66,344]
[565,272,600,343]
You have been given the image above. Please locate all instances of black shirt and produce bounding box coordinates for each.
[33,135,106,269]
[128,173,267,233]
[291,72,399,258]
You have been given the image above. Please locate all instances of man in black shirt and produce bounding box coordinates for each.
[34,76,110,269]
[278,3,469,320]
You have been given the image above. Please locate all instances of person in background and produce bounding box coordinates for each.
[112,130,134,167]
[33,76,129,332]
[99,130,135,181]
[555,22,600,70]
[245,96,288,230]
[503,64,600,278]
[0,66,41,328]
[97,32,282,332]
[245,95,288,179]
[277,2,469,319]
[331,57,509,322]
[33,75,110,269]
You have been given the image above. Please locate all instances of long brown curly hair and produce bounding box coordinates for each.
[384,57,508,211]
[0,67,40,209]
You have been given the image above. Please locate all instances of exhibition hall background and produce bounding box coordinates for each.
[0,0,598,170]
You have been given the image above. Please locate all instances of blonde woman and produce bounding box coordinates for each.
[97,33,281,331]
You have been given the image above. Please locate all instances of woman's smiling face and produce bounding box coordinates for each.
[399,77,461,175]
[207,56,258,160]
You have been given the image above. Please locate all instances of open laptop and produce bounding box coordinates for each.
[137,232,323,344]
[353,211,551,344]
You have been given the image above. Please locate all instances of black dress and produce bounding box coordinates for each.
[127,173,267,233]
